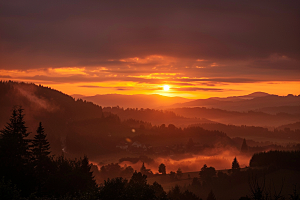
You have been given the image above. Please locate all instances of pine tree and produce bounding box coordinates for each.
[232,157,240,169]
[232,157,240,173]
[141,162,146,174]
[0,107,31,168]
[32,122,50,162]
[31,122,52,194]
[79,155,97,190]
[0,107,32,195]
[241,138,249,153]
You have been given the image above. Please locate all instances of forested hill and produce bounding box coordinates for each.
[0,81,236,159]
[103,106,214,127]
[168,107,300,127]
[0,81,122,155]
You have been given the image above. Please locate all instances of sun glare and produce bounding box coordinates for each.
[163,85,170,91]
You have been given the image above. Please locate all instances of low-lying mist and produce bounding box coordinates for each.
[92,148,252,176]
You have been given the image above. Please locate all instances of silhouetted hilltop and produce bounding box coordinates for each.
[190,123,300,143]
[170,93,300,111]
[103,106,214,127]
[277,121,300,131]
[72,93,190,109]
[210,91,270,101]
[0,81,121,155]
[256,105,300,115]
[168,107,300,127]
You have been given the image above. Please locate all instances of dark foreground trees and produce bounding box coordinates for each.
[99,172,158,200]
[99,172,203,200]
[0,107,204,200]
[0,107,98,199]
[199,164,216,185]
[0,107,33,196]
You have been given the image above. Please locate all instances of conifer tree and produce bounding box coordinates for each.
[141,162,146,173]
[0,107,31,167]
[241,138,249,153]
[0,107,32,195]
[31,122,52,194]
[0,107,31,165]
[207,190,216,200]
[232,157,240,171]
[32,122,50,162]
[79,155,97,190]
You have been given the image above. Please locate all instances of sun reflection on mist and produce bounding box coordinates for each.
[92,149,252,175]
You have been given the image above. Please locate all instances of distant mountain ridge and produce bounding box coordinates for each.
[102,106,214,127]
[256,105,300,115]
[170,93,300,111]
[210,92,270,101]
[168,107,300,127]
[277,122,300,131]
[72,93,190,109]
[73,92,300,112]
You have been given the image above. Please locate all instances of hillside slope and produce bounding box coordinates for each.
[0,81,123,156]
[170,93,300,111]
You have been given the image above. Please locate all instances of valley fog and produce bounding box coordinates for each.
[92,148,252,175]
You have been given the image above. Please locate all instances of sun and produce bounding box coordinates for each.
[163,85,170,91]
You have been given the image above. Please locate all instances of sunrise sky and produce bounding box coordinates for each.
[1,1,299,99]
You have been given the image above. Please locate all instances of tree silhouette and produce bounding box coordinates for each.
[150,181,168,200]
[241,138,249,153]
[32,122,50,161]
[159,163,166,175]
[232,157,240,172]
[0,107,99,198]
[168,185,201,200]
[0,107,31,165]
[140,162,153,175]
[0,107,32,195]
[0,177,21,200]
[207,190,216,200]
[127,172,155,200]
[99,177,128,199]
[249,175,265,200]
[289,185,300,200]
[100,172,168,200]
[199,164,216,184]
[141,162,146,173]
[167,185,181,200]
[177,168,183,179]
[31,122,52,195]
[129,171,148,185]
[78,155,97,191]
[192,177,201,186]
[170,171,176,180]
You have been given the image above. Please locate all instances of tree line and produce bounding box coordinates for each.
[1,107,299,200]
[0,107,97,199]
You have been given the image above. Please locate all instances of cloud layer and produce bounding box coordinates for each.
[1,0,299,97]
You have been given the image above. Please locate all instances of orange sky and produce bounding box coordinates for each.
[1,59,299,99]
[1,1,299,99]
